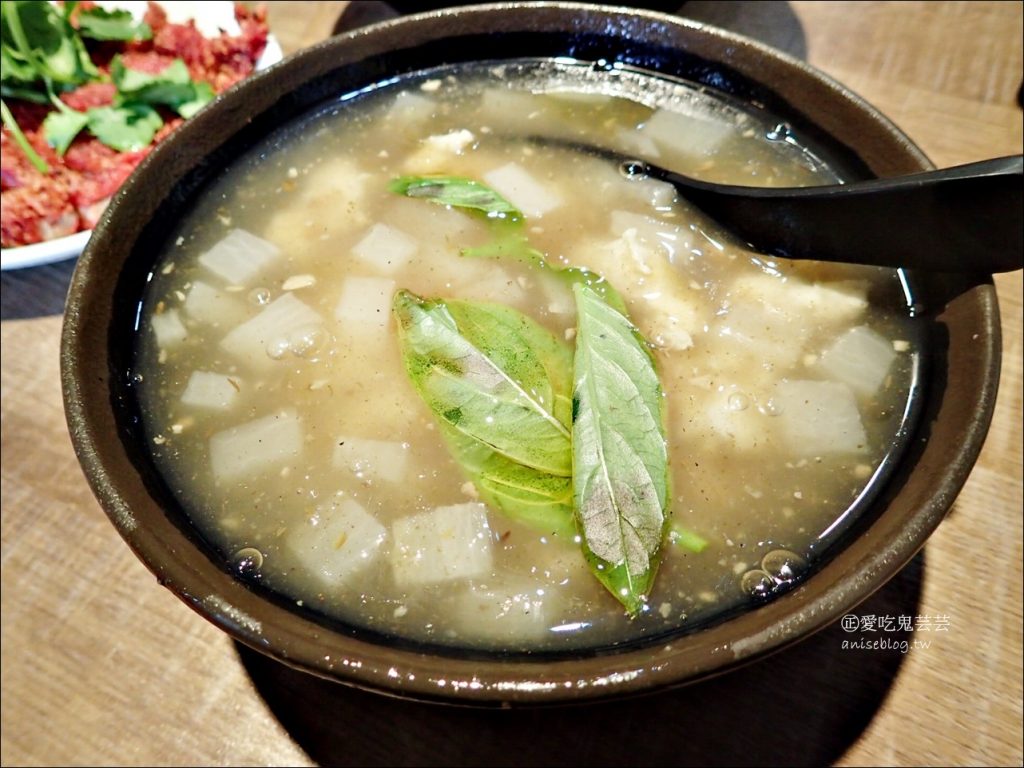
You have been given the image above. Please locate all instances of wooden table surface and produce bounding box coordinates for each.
[2,2,1021,765]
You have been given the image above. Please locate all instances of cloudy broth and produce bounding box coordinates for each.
[134,61,920,651]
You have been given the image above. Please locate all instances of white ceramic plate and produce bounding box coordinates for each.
[1,2,283,271]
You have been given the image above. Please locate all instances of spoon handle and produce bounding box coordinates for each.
[654,155,1023,273]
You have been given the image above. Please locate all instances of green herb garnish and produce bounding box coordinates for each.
[75,7,152,42]
[390,173,684,616]
[669,524,709,554]
[394,291,572,476]
[571,283,669,616]
[389,175,523,220]
[83,102,162,152]
[393,291,577,538]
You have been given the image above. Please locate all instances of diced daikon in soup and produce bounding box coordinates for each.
[134,60,921,651]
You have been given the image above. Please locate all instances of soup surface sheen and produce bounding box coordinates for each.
[136,60,920,652]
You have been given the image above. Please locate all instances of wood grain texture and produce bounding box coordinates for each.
[2,2,1020,766]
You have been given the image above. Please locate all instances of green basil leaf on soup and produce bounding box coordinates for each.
[571,282,669,616]
[440,425,576,540]
[389,175,522,219]
[394,290,572,477]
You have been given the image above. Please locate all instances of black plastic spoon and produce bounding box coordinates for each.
[534,138,1023,273]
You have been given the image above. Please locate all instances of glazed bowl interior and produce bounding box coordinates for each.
[60,2,1000,705]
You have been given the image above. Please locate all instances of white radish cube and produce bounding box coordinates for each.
[183,280,246,327]
[286,498,388,587]
[423,128,475,154]
[209,409,303,481]
[390,502,494,586]
[817,325,898,397]
[333,437,409,484]
[774,380,868,455]
[334,276,396,336]
[352,223,418,275]
[719,274,868,369]
[483,162,561,218]
[381,196,488,261]
[180,371,240,410]
[220,293,323,366]
[640,108,732,157]
[150,308,187,348]
[453,581,550,643]
[198,228,280,286]
[385,91,435,125]
[614,125,661,160]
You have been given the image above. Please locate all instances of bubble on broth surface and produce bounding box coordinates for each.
[232,547,264,577]
[761,548,807,584]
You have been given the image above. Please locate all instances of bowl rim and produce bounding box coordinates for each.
[60,1,1001,705]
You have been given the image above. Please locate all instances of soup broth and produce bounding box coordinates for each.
[135,60,920,651]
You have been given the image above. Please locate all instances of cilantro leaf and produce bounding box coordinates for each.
[111,56,213,117]
[75,7,152,42]
[1,0,97,86]
[86,103,163,152]
[175,81,214,118]
[42,106,88,154]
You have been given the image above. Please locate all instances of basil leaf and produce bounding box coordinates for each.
[76,7,152,42]
[444,297,574,428]
[389,175,522,220]
[42,105,88,154]
[395,292,576,536]
[394,290,572,476]
[441,299,575,536]
[571,283,669,616]
[86,102,162,152]
[441,427,576,539]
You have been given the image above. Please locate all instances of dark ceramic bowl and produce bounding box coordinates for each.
[60,2,1000,705]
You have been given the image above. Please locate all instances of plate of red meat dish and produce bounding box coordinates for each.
[1,1,281,270]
